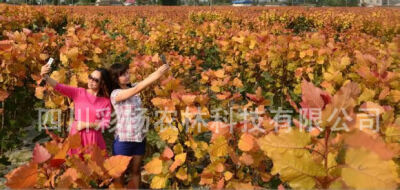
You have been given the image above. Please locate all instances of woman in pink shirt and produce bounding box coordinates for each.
[40,64,112,156]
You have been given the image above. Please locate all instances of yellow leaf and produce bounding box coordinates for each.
[257,130,324,189]
[249,38,256,49]
[173,143,184,154]
[159,127,178,144]
[35,87,45,99]
[340,56,351,68]
[385,125,400,143]
[232,36,244,44]
[150,175,168,189]
[60,53,68,66]
[317,56,325,64]
[144,157,163,175]
[357,88,375,104]
[300,51,306,59]
[175,153,187,163]
[69,75,78,87]
[51,69,66,83]
[39,53,49,61]
[342,148,398,189]
[257,130,311,157]
[389,90,400,103]
[66,47,79,60]
[224,171,233,181]
[176,167,188,181]
[208,136,229,160]
[93,55,101,63]
[271,153,325,189]
[210,85,220,93]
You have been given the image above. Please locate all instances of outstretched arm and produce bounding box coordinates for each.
[40,64,79,100]
[40,64,58,88]
[113,64,169,103]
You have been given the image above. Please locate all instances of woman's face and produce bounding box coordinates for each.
[118,70,130,86]
[88,70,101,90]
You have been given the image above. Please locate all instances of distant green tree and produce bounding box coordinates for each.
[161,0,178,5]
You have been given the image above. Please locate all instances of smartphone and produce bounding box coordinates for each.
[160,54,168,66]
[39,58,55,87]
[47,57,54,66]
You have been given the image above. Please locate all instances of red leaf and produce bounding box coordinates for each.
[49,159,65,168]
[300,80,331,110]
[32,143,51,164]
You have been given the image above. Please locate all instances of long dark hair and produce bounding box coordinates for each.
[109,63,130,91]
[95,68,112,98]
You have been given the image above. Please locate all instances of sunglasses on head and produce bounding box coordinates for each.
[88,75,100,83]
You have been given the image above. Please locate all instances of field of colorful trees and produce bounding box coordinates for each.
[1,5,400,189]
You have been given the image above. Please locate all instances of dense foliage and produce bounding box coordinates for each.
[1,5,400,189]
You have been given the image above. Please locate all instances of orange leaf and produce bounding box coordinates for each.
[169,153,186,172]
[359,101,384,115]
[216,178,225,189]
[144,157,163,174]
[344,130,395,160]
[88,145,106,176]
[57,168,78,188]
[233,77,243,88]
[68,133,81,149]
[52,139,70,164]
[0,89,9,102]
[104,155,132,178]
[238,133,255,152]
[215,163,225,173]
[162,147,174,160]
[207,121,231,141]
[181,94,196,106]
[214,69,225,78]
[70,156,93,176]
[239,153,254,165]
[216,91,231,100]
[45,129,62,143]
[5,162,37,188]
[35,87,45,99]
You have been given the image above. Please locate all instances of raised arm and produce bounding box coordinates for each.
[113,64,169,103]
[40,64,79,100]
[40,64,58,88]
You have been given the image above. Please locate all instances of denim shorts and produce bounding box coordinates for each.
[112,136,146,156]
